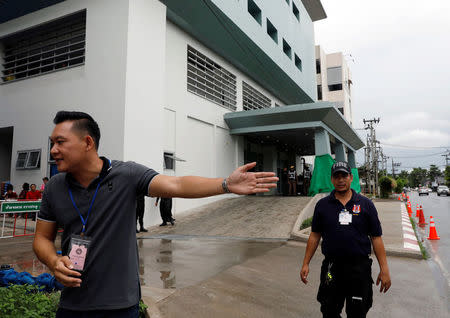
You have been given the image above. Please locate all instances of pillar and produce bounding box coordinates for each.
[333,141,346,162]
[314,128,331,156]
[347,150,356,169]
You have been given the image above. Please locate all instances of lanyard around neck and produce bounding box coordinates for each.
[68,180,102,235]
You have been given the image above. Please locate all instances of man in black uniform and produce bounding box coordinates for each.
[300,161,391,318]
[136,194,147,233]
[155,197,174,226]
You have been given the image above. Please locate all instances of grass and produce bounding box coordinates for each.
[300,217,312,230]
[409,216,429,260]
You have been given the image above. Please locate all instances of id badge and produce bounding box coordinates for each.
[68,234,91,272]
[339,210,352,225]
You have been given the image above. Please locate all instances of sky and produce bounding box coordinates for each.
[314,0,450,173]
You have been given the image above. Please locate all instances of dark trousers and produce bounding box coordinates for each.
[56,303,139,318]
[160,198,173,223]
[136,196,145,228]
[317,257,373,318]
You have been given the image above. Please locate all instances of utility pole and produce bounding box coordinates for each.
[391,158,401,179]
[442,150,450,167]
[363,118,380,196]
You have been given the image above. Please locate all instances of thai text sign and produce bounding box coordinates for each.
[0,201,41,213]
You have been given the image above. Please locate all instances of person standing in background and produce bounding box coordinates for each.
[136,194,147,233]
[155,197,174,226]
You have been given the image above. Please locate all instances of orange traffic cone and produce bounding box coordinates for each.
[415,204,420,218]
[407,195,410,201]
[427,216,440,240]
[418,206,427,227]
[398,195,401,201]
[407,202,412,217]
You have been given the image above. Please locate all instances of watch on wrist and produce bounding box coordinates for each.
[222,178,231,193]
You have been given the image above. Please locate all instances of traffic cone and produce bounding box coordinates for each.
[407,195,410,201]
[407,201,412,216]
[398,195,401,201]
[427,216,440,240]
[415,204,420,218]
[418,206,427,227]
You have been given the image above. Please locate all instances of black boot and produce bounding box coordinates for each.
[140,227,148,232]
[159,222,167,227]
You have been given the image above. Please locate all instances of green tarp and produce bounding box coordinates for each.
[308,154,361,196]
[351,168,361,193]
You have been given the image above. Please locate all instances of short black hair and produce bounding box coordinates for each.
[6,184,13,191]
[42,177,49,181]
[53,111,101,150]
[22,183,30,191]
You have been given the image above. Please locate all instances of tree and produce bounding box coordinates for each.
[408,167,428,187]
[428,164,442,181]
[395,178,407,193]
[398,170,409,181]
[445,166,450,187]
[379,176,395,198]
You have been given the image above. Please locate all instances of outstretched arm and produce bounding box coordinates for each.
[371,236,391,293]
[300,231,321,284]
[149,162,278,198]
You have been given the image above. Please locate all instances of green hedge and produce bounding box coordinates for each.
[0,285,60,318]
[0,285,148,317]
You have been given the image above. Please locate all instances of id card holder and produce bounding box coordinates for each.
[68,234,91,272]
[339,209,352,225]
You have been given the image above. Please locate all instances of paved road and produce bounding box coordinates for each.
[407,190,450,310]
[139,238,448,318]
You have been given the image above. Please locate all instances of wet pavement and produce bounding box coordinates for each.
[137,237,285,290]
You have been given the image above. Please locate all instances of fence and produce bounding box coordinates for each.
[0,200,40,239]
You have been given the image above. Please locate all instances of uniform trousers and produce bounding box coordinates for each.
[317,256,373,318]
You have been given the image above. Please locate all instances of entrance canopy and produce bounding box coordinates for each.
[224,102,365,156]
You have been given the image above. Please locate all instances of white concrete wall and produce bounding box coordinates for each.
[163,21,284,214]
[122,0,167,227]
[0,0,130,189]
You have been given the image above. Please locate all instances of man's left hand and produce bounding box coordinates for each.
[376,269,391,293]
[227,162,278,194]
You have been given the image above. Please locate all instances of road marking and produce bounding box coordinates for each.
[400,204,420,252]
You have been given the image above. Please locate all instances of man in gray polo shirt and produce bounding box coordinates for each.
[33,111,278,317]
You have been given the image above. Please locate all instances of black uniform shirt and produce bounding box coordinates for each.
[38,157,158,310]
[311,190,382,258]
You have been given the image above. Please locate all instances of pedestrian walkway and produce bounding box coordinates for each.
[141,196,311,239]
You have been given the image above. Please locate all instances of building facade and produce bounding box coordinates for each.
[0,0,363,227]
[315,45,353,126]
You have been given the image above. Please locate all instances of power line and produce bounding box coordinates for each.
[387,151,448,159]
[380,142,450,149]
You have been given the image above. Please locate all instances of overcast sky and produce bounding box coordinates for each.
[314,0,450,172]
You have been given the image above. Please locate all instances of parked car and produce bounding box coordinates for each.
[437,185,449,196]
[418,187,429,196]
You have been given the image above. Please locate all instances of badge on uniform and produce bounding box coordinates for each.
[352,205,361,214]
[339,209,352,225]
[68,234,92,272]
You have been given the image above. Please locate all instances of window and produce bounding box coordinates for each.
[294,54,302,71]
[248,0,262,25]
[163,152,175,170]
[317,85,322,100]
[328,84,343,91]
[16,149,41,169]
[243,81,271,111]
[282,39,292,59]
[187,46,237,111]
[1,11,86,84]
[327,66,342,86]
[266,19,278,44]
[292,2,300,21]
[316,59,321,74]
